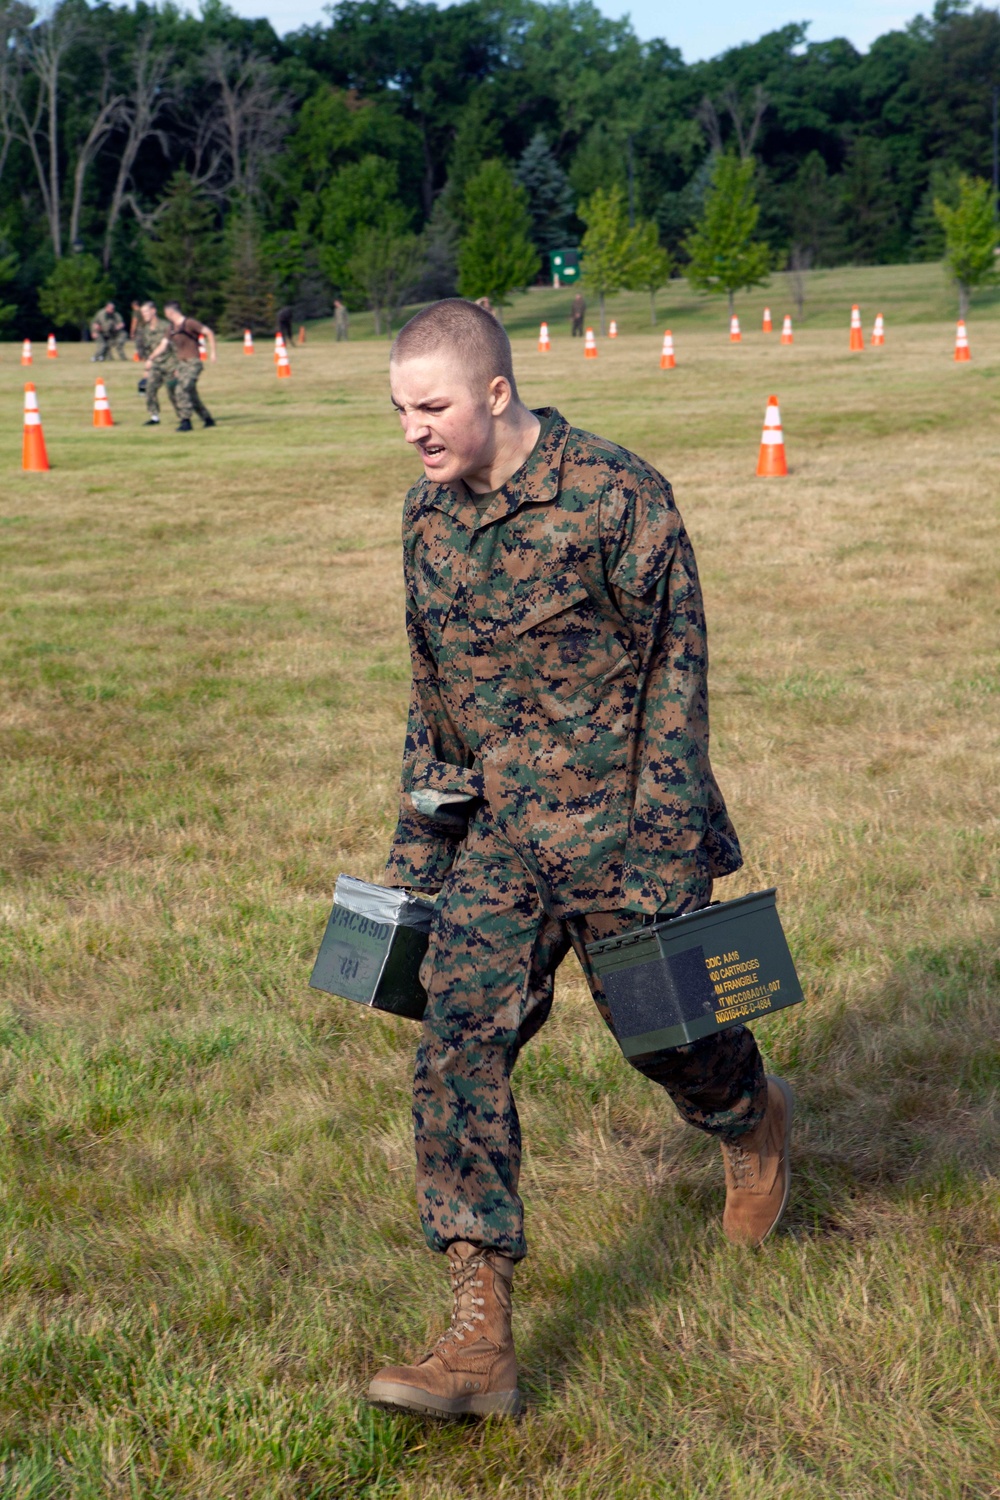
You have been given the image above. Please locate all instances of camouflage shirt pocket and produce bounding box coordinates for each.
[510,574,637,702]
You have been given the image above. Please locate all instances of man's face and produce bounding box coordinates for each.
[165,307,182,328]
[141,303,156,324]
[390,352,498,485]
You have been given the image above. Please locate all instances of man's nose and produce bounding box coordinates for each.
[402,412,429,443]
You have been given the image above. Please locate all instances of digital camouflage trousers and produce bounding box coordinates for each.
[146,362,178,419]
[174,359,212,423]
[94,330,128,361]
[414,805,767,1260]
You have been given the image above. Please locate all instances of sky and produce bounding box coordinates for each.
[218,0,930,56]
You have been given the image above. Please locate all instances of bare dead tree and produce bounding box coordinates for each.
[68,47,126,252]
[0,1,33,192]
[9,3,80,257]
[103,30,172,266]
[722,83,768,159]
[696,96,723,155]
[200,44,291,204]
[697,83,769,161]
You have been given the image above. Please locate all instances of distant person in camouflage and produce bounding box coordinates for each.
[138,300,179,426]
[366,298,794,1422]
[90,302,128,361]
[147,302,216,432]
[571,288,585,335]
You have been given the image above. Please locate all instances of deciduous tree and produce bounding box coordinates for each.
[624,219,672,325]
[346,226,424,334]
[578,183,634,334]
[38,253,111,337]
[457,160,539,315]
[934,173,998,318]
[685,153,771,318]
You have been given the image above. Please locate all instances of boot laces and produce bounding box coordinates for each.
[724,1140,756,1189]
[435,1255,488,1349]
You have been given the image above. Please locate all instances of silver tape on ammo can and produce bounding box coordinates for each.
[586,888,805,1062]
[309,876,434,1020]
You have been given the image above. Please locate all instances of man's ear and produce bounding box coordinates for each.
[488,376,513,416]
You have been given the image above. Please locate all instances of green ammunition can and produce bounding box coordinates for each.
[309,876,434,1020]
[586,888,805,1062]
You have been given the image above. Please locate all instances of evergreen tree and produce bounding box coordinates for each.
[515,131,575,256]
[624,219,672,325]
[38,254,112,338]
[0,251,17,332]
[457,161,539,314]
[145,172,224,323]
[685,154,771,317]
[786,152,843,266]
[414,198,460,300]
[579,183,635,334]
[934,173,999,317]
[839,137,902,264]
[221,209,277,336]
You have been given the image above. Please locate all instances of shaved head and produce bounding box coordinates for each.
[391,298,518,397]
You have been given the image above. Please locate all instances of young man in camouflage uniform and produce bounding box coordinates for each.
[138,300,179,427]
[90,302,128,361]
[147,302,216,432]
[367,299,794,1420]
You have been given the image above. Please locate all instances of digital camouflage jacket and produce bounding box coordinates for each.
[385,408,742,917]
[143,317,176,368]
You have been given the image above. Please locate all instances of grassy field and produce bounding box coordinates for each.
[1,261,998,1497]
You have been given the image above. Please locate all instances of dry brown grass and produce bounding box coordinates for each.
[0,263,998,1496]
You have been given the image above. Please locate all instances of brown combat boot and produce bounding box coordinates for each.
[720,1075,794,1246]
[368,1242,521,1418]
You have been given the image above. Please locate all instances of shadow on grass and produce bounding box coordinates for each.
[512,933,998,1399]
[782,934,1000,1226]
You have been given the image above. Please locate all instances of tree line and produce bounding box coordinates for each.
[2,0,999,338]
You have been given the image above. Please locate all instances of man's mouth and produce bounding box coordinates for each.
[420,443,446,462]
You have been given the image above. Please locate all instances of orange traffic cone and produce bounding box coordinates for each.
[762,307,772,333]
[871,313,885,346]
[584,327,598,358]
[276,341,291,378]
[297,324,306,346]
[954,320,970,361]
[538,321,550,352]
[729,315,741,343]
[46,333,58,358]
[609,319,618,339]
[780,315,793,345]
[198,333,207,361]
[244,329,254,354]
[133,350,141,362]
[93,379,114,427]
[274,332,283,364]
[756,395,787,477]
[21,338,32,366]
[849,304,863,352]
[660,330,676,369]
[22,384,50,472]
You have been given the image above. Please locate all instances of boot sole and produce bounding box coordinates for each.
[760,1074,794,1243]
[367,1379,521,1419]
